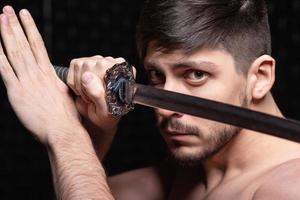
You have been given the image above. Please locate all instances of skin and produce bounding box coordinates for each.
[2,5,300,200]
[0,6,113,200]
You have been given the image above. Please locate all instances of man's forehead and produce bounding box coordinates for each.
[144,44,235,71]
[144,48,187,66]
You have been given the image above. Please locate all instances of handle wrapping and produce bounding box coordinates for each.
[54,65,69,83]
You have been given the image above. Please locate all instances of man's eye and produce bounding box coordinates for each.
[147,69,165,85]
[184,70,208,85]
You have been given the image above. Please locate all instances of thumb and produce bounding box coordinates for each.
[81,72,106,108]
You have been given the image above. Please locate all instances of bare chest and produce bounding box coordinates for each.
[167,173,262,200]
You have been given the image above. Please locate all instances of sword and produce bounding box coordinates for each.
[53,63,300,143]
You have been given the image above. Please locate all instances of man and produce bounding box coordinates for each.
[1,0,300,199]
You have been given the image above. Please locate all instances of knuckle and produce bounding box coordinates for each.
[74,62,81,72]
[96,59,107,67]
[70,58,80,66]
[8,50,23,60]
[82,60,96,68]
[95,62,108,75]
[93,55,103,59]
[105,56,114,60]
[115,57,126,62]
[8,16,19,27]
[30,37,45,51]
[69,59,77,69]
[70,59,78,66]
[91,55,105,64]
[82,64,94,72]
[71,58,85,66]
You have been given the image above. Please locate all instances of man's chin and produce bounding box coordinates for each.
[166,146,208,167]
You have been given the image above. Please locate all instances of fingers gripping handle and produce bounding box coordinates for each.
[54,65,69,83]
[53,63,135,116]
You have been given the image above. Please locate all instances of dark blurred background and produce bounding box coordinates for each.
[0,0,299,199]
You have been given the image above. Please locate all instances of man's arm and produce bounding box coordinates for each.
[0,6,113,199]
[47,126,113,199]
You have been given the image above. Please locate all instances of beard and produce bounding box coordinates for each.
[158,92,248,167]
[160,118,241,167]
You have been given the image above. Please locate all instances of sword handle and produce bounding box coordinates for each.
[54,65,69,83]
[53,63,135,117]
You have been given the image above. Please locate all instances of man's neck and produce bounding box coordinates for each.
[202,93,300,189]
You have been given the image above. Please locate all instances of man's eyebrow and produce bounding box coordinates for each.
[144,60,219,71]
[171,61,219,70]
[144,61,160,70]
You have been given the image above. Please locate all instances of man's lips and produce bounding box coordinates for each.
[163,128,189,136]
[163,129,197,139]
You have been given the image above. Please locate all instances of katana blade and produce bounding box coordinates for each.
[133,83,300,142]
[54,64,300,143]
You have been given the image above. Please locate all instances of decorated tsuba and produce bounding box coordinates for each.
[105,62,135,116]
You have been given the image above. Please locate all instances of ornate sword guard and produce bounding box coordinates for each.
[105,62,135,116]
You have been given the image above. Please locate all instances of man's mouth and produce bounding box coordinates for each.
[162,128,199,144]
[164,128,189,135]
[159,118,201,145]
[159,118,199,133]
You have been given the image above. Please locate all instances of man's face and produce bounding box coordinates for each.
[144,44,248,166]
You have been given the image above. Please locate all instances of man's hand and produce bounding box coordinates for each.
[0,6,81,144]
[68,56,127,130]
[0,6,114,199]
[67,56,136,158]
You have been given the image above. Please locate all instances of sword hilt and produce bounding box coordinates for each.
[53,63,135,117]
[54,65,69,83]
[104,62,135,116]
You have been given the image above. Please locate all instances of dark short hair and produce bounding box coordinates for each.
[136,0,271,75]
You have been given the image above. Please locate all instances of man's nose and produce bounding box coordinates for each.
[155,80,184,118]
[156,107,180,118]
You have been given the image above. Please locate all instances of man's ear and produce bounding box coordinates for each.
[247,55,275,101]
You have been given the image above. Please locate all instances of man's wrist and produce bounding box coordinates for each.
[46,124,114,200]
[45,122,89,147]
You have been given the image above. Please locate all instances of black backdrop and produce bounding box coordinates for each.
[0,0,300,199]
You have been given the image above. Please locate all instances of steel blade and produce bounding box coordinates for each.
[133,83,300,142]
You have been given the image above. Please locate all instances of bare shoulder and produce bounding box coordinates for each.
[108,164,174,200]
[253,158,300,199]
